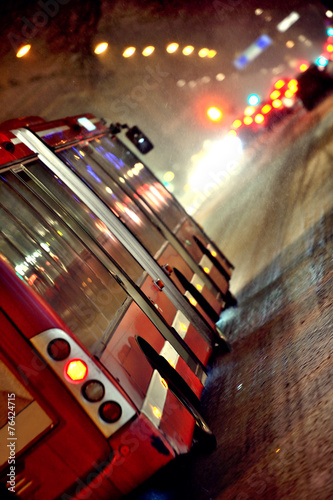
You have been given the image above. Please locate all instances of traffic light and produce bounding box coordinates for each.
[194,94,227,128]
[207,106,223,121]
[316,56,328,67]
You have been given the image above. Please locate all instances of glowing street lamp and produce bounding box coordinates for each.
[123,47,136,58]
[183,45,194,56]
[207,106,223,121]
[142,46,155,56]
[207,49,217,58]
[16,44,31,58]
[198,48,209,58]
[166,42,179,53]
[94,42,108,55]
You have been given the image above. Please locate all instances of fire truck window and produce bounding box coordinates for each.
[69,136,185,232]
[58,146,166,258]
[0,167,141,354]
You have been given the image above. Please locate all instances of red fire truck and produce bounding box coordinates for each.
[0,114,235,499]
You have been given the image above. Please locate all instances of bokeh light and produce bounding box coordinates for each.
[94,42,108,55]
[16,44,31,58]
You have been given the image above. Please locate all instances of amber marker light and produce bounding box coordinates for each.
[65,359,88,383]
[161,378,168,389]
[123,46,136,58]
[142,46,155,56]
[152,406,162,419]
[16,44,31,58]
[168,359,176,368]
[94,42,108,55]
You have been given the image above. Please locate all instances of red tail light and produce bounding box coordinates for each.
[47,338,71,361]
[272,99,283,108]
[274,79,285,89]
[261,104,272,114]
[99,401,122,423]
[270,90,281,100]
[254,114,264,124]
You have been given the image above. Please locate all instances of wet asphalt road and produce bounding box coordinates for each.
[124,96,333,499]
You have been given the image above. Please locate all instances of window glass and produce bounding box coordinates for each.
[64,136,185,232]
[0,164,143,353]
[59,144,165,257]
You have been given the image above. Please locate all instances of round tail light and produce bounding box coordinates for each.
[99,401,122,423]
[65,359,88,383]
[47,338,71,361]
[82,380,105,402]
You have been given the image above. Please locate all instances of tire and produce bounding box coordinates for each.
[214,336,232,353]
[192,416,217,453]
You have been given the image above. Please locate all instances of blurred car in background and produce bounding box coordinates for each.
[296,63,333,110]
[228,77,299,145]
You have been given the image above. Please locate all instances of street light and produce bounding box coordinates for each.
[123,47,136,58]
[94,42,108,55]
[207,106,223,121]
[16,44,31,58]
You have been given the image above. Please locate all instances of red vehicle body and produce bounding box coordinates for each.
[0,114,235,498]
